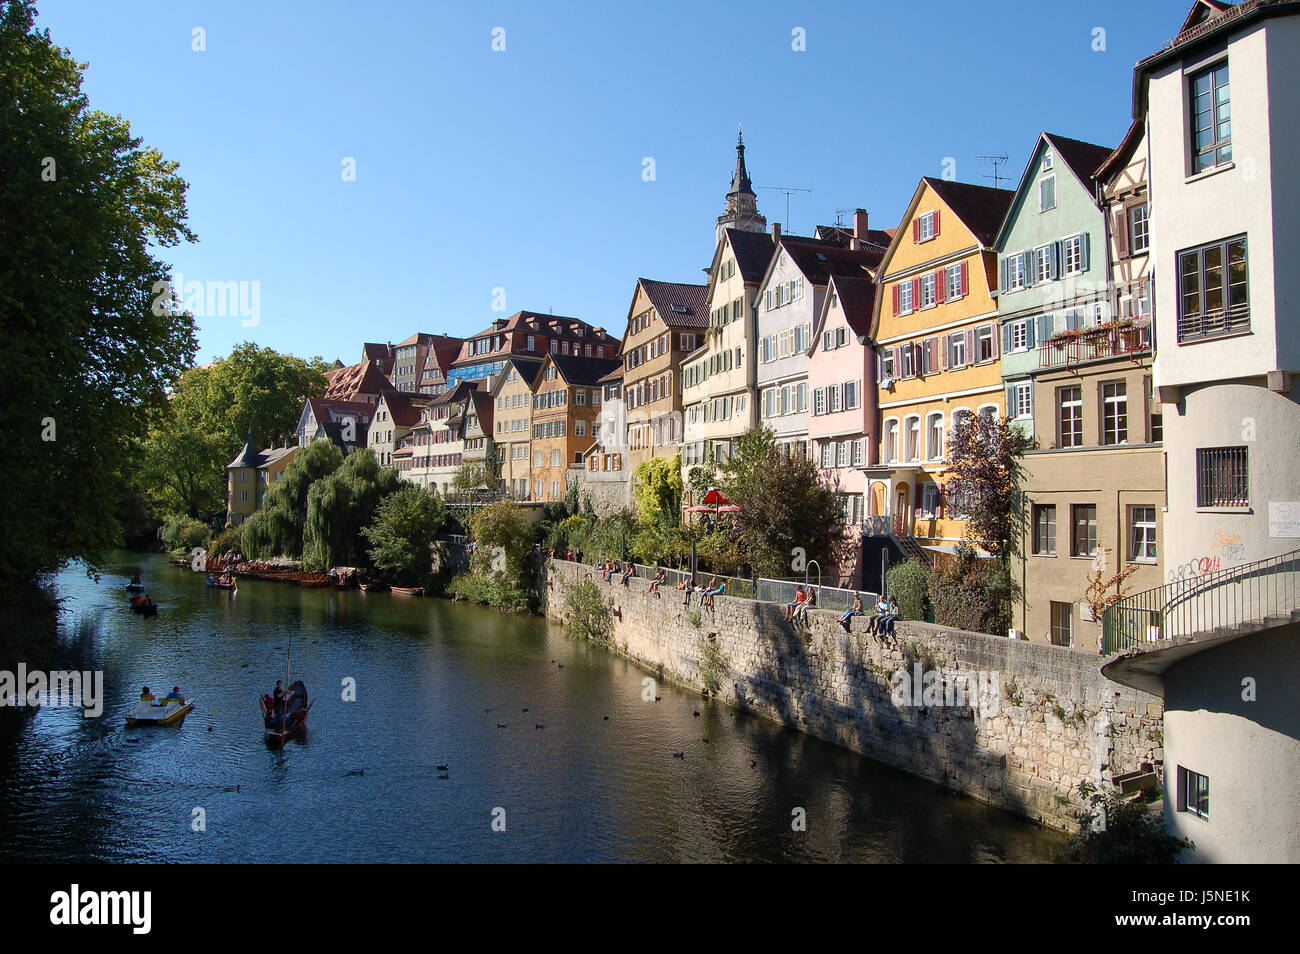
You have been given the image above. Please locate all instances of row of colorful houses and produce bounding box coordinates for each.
[229,0,1300,663]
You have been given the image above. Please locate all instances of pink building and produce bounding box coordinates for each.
[809,272,879,588]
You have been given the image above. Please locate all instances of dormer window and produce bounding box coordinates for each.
[1041,153,1053,172]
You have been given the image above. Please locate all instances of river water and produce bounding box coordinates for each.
[0,552,1063,863]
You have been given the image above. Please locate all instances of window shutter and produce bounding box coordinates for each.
[933,209,941,237]
[892,283,900,314]
[1002,322,1012,353]
[1006,385,1015,415]
[892,345,901,375]
[990,322,1001,357]
[960,260,969,296]
[1025,319,1036,349]
[999,256,1008,292]
[1050,241,1062,280]
[941,335,950,370]
[935,270,946,304]
[1112,210,1129,258]
[1081,231,1091,272]
[1024,249,1036,286]
[913,219,921,242]
[912,276,921,303]
[965,327,975,356]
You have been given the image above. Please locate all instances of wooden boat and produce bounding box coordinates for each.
[125,580,145,592]
[260,679,310,748]
[294,571,333,588]
[358,581,387,592]
[129,601,158,617]
[170,558,189,568]
[390,586,424,597]
[205,575,237,590]
[126,696,194,727]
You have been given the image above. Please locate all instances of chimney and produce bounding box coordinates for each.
[771,222,781,242]
[853,209,869,248]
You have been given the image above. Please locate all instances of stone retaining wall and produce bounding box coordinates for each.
[542,560,1163,831]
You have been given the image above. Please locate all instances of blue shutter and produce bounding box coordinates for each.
[1002,322,1012,353]
[1081,232,1091,272]
[1025,319,1036,349]
[1024,249,1036,286]
[999,256,1009,292]
[1006,385,1015,416]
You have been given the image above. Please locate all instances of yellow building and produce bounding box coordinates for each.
[491,358,541,499]
[864,177,1013,558]
[226,431,298,527]
[530,353,620,502]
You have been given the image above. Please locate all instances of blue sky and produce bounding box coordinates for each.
[40,0,1193,364]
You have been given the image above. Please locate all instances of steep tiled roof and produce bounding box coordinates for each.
[307,398,375,423]
[380,391,429,428]
[549,354,622,387]
[779,237,882,286]
[639,278,709,328]
[1094,120,1145,184]
[827,274,877,340]
[598,365,625,384]
[1044,133,1114,192]
[501,356,543,387]
[724,228,776,283]
[324,358,393,401]
[921,177,1015,247]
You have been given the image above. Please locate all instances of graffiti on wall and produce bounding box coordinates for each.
[1167,528,1248,583]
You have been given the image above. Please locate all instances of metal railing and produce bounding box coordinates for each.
[1176,302,1250,343]
[564,558,877,614]
[1038,323,1151,369]
[1101,546,1300,654]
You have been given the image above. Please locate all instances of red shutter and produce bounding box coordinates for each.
[965,327,975,358]
[913,219,921,242]
[940,334,950,370]
[912,277,921,305]
[959,260,969,296]
[933,209,941,237]
[936,487,944,518]
[892,345,902,376]
[892,283,900,315]
[935,270,947,304]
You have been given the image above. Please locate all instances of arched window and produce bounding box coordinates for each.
[885,418,900,464]
[926,412,945,460]
[904,416,921,462]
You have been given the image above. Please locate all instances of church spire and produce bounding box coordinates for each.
[716,125,766,243]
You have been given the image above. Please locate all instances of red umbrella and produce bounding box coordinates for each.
[700,487,730,506]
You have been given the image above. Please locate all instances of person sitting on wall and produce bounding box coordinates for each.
[870,595,891,635]
[620,563,635,587]
[603,561,617,583]
[793,587,816,626]
[784,585,806,622]
[875,597,899,637]
[840,595,864,632]
[702,578,725,609]
[649,568,666,596]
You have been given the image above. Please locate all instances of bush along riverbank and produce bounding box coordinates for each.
[540,558,1165,835]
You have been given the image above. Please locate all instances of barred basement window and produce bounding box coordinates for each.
[1196,446,1249,508]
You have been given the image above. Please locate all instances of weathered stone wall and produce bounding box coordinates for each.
[543,560,1163,831]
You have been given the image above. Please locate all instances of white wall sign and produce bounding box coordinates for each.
[1269,502,1300,538]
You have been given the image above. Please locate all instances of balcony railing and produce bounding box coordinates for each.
[1038,323,1151,369]
[1176,303,1250,343]
[1101,546,1300,654]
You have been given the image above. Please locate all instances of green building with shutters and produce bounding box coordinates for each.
[993,132,1115,439]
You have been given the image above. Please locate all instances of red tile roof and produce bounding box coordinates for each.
[638,278,710,329]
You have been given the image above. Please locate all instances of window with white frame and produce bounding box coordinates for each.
[1006,253,1026,290]
[844,380,859,409]
[836,442,850,468]
[975,325,995,363]
[1129,204,1149,254]
[922,482,940,515]
[901,343,917,378]
[949,331,966,368]
[945,264,963,300]
[575,419,586,437]
[813,388,826,416]
[1102,381,1128,445]
[1012,382,1032,419]
[1129,506,1157,563]
[881,349,895,381]
[905,417,920,462]
[1035,245,1053,284]
[898,281,914,314]
[827,384,841,413]
[1010,319,1030,352]
[918,210,937,240]
[926,412,944,460]
[920,273,937,308]
[1063,234,1084,275]
[819,442,834,468]
[885,420,899,463]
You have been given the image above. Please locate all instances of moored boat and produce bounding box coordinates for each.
[390,586,424,597]
[358,581,387,592]
[205,575,237,590]
[126,696,193,727]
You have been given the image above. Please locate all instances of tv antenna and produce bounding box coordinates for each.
[758,185,812,232]
[976,153,1010,189]
[833,209,854,228]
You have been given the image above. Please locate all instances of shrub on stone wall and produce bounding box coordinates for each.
[561,579,612,642]
[885,559,930,621]
[1059,783,1194,863]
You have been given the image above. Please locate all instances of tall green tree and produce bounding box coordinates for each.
[720,426,844,578]
[944,413,1036,560]
[136,344,329,523]
[632,454,682,527]
[1,0,198,581]
[242,439,343,558]
[302,449,400,570]
[362,484,447,581]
